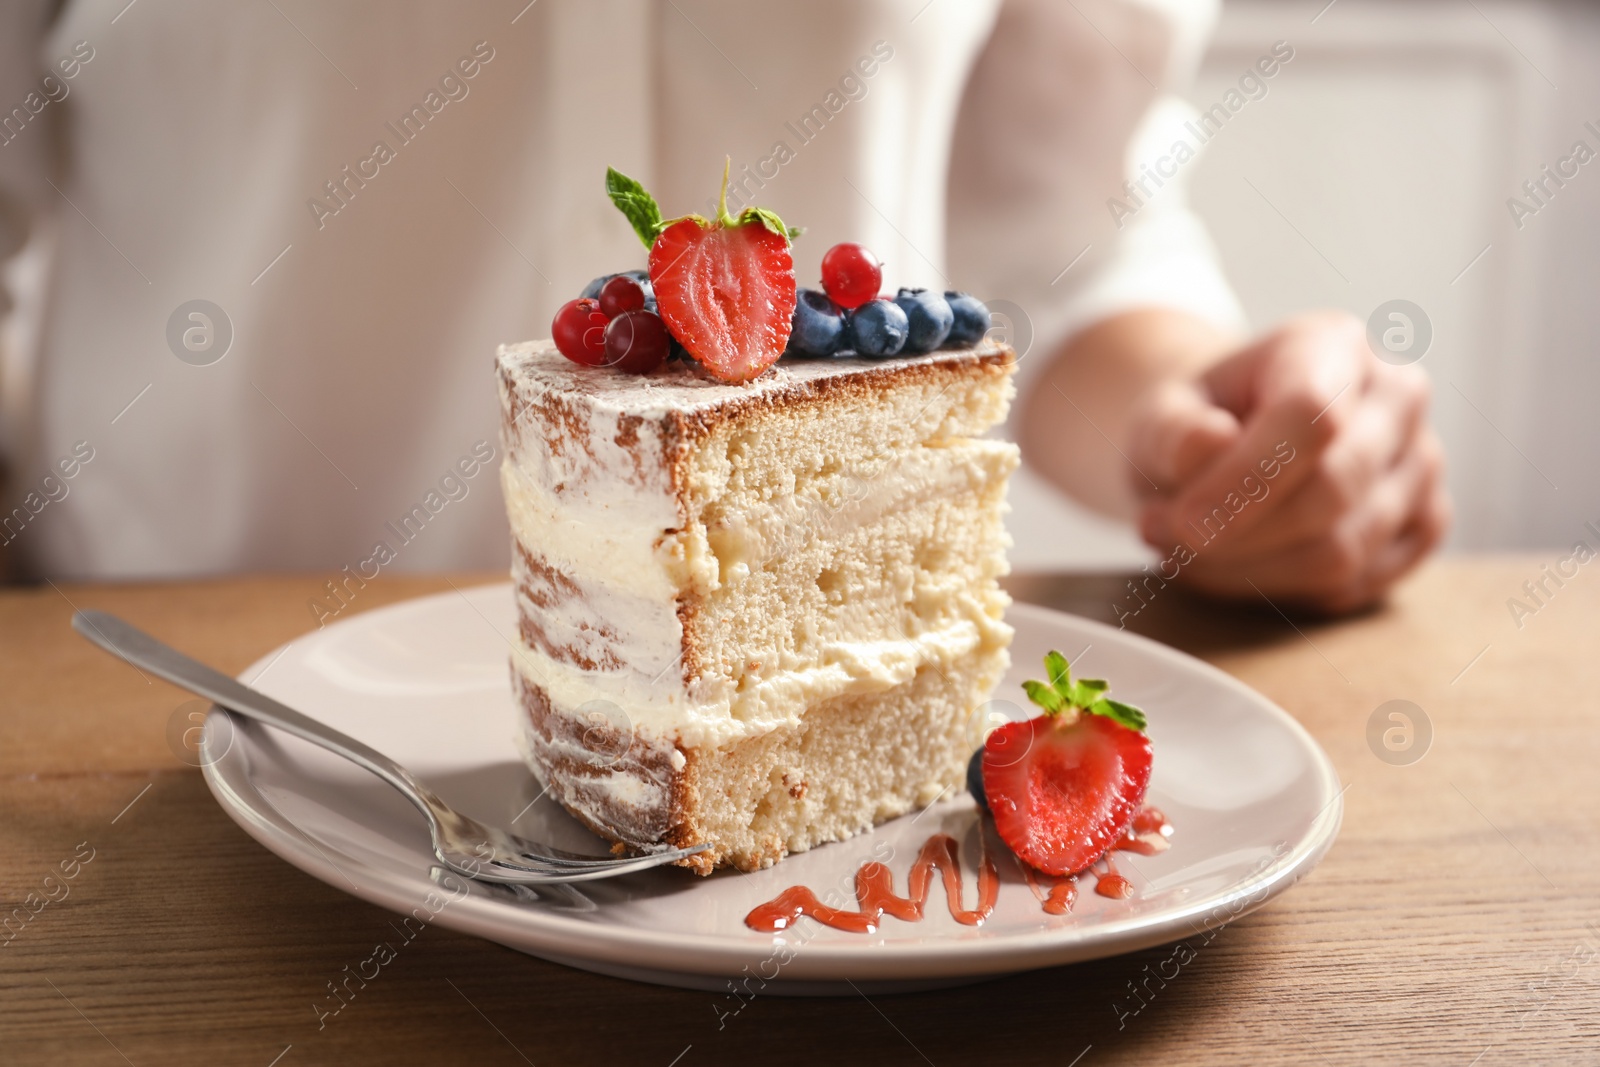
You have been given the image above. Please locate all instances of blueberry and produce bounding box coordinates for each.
[844,299,909,357]
[967,748,987,812]
[893,288,954,353]
[786,288,845,357]
[943,291,990,348]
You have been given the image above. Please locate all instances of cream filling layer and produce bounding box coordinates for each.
[693,439,1017,593]
[511,602,1012,751]
[500,461,687,598]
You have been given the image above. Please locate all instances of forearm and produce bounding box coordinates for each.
[1018,308,1238,519]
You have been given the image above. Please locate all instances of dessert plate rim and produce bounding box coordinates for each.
[201,584,1343,992]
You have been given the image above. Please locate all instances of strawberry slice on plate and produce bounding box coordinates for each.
[606,162,798,383]
[982,651,1153,876]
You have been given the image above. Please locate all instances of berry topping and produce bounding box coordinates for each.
[981,651,1151,876]
[598,274,648,318]
[551,297,610,366]
[602,310,670,375]
[943,292,990,348]
[606,163,800,384]
[821,242,883,309]
[787,288,846,357]
[893,288,955,353]
[844,298,908,357]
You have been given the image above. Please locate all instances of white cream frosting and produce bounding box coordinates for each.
[513,713,672,836]
[499,338,1008,420]
[501,462,686,599]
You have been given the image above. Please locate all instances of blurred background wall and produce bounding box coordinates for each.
[1008,0,1600,570]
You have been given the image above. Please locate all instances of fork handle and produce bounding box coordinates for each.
[71,610,437,820]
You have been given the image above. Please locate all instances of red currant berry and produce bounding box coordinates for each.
[820,242,883,309]
[552,298,610,366]
[603,310,670,374]
[598,275,646,318]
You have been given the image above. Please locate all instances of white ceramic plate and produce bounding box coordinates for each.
[201,583,1341,995]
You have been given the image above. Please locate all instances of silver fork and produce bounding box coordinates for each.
[71,610,707,883]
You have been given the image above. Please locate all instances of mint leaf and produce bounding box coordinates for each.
[1022,679,1066,715]
[1086,698,1147,732]
[1044,650,1072,696]
[606,167,664,249]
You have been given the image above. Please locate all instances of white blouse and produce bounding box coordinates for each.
[0,0,1239,578]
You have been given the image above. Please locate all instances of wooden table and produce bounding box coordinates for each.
[2,560,1596,1065]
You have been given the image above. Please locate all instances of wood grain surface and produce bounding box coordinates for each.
[2,559,1596,1065]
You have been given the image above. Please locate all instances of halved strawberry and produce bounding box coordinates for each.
[650,218,795,382]
[605,163,798,384]
[598,163,796,383]
[982,651,1152,876]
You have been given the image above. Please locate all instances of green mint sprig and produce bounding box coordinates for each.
[605,166,665,249]
[1022,649,1147,732]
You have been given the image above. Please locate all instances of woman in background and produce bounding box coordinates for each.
[0,0,1445,611]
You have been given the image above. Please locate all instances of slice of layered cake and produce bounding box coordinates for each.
[496,342,1018,872]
